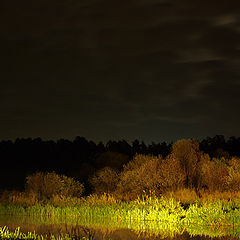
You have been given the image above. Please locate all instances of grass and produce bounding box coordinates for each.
[0,196,185,223]
[1,193,240,226]
[1,191,240,238]
[0,226,94,240]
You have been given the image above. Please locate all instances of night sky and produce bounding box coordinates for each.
[1,0,240,143]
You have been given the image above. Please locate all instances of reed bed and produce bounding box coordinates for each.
[0,226,94,240]
[1,194,240,227]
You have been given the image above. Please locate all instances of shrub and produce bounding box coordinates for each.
[157,155,186,191]
[226,157,240,191]
[25,172,84,199]
[200,159,228,192]
[171,139,200,188]
[89,167,119,194]
[122,154,153,171]
[117,155,162,196]
[0,190,40,206]
[117,154,185,196]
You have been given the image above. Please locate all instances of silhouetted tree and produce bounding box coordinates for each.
[93,151,130,170]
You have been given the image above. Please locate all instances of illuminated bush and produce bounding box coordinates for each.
[25,172,84,199]
[171,139,203,189]
[199,156,240,192]
[0,190,40,206]
[157,155,186,191]
[200,158,228,192]
[89,141,240,197]
[89,167,119,194]
[116,154,185,196]
[117,155,161,196]
[226,157,240,191]
[122,154,152,171]
[117,164,146,196]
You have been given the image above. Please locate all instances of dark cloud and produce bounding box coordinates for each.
[0,0,240,142]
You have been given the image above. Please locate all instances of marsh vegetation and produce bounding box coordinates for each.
[1,137,240,239]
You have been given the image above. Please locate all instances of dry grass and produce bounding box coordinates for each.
[200,190,240,203]
[163,188,199,204]
[84,193,120,205]
[0,191,41,206]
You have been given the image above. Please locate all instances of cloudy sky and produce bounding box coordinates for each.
[1,0,240,142]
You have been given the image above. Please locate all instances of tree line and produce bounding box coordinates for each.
[90,139,240,199]
[0,135,240,194]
